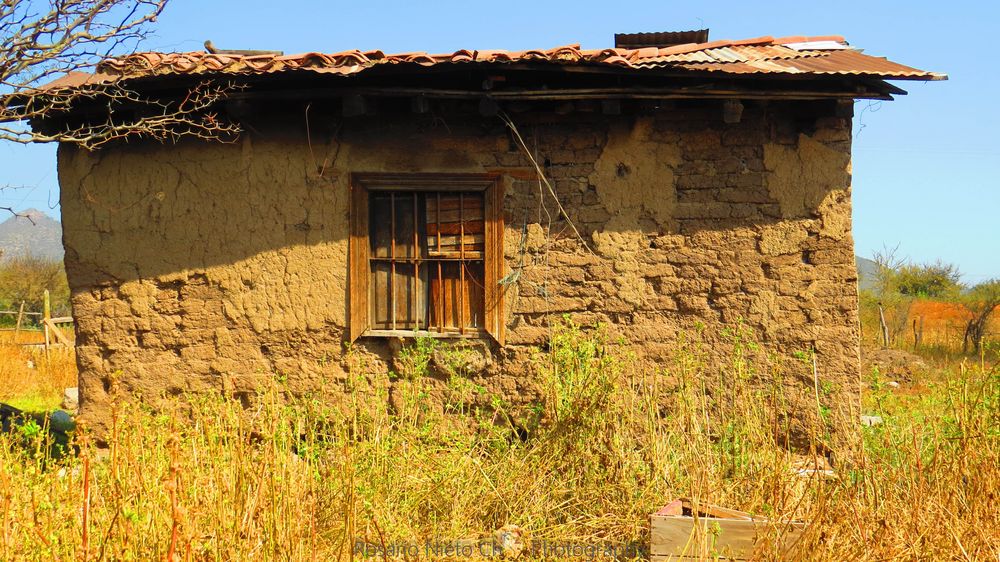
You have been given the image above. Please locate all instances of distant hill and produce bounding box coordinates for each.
[856,255,879,292]
[0,209,63,262]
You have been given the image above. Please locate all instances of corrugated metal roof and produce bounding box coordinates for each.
[41,35,945,92]
[669,49,938,78]
[614,29,709,49]
[646,44,828,64]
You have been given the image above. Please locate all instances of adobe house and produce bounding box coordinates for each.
[24,31,942,431]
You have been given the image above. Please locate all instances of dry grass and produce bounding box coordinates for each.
[0,332,77,412]
[0,322,997,561]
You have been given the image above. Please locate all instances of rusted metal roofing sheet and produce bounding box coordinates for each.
[646,44,828,64]
[672,49,937,78]
[614,29,709,49]
[42,35,945,91]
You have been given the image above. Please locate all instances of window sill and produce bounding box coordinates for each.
[363,329,488,339]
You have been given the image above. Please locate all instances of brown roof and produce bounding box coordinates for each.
[75,35,942,87]
[614,29,710,49]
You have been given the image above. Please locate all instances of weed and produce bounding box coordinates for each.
[0,322,996,560]
[0,336,76,413]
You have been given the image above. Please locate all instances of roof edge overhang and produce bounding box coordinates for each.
[6,40,945,131]
[12,60,926,102]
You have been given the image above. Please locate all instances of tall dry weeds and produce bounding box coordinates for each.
[0,321,997,560]
[0,334,77,411]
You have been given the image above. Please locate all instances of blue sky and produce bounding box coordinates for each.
[1,0,995,282]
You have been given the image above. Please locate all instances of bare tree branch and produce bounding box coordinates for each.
[0,185,36,223]
[1,0,240,148]
[0,206,35,223]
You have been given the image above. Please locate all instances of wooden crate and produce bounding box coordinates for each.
[650,498,805,561]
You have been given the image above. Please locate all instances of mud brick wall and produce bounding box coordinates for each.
[57,100,859,432]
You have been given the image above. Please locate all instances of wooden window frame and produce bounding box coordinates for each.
[349,173,505,344]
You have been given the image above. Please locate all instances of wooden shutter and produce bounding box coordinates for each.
[349,177,370,342]
[350,173,504,344]
[483,178,505,345]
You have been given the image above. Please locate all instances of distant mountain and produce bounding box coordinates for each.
[856,255,879,292]
[0,209,63,262]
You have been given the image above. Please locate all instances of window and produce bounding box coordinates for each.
[350,173,505,344]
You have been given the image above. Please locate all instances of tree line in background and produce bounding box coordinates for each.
[861,247,1000,354]
[0,256,70,326]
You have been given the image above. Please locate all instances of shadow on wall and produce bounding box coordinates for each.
[57,101,856,409]
[59,102,851,276]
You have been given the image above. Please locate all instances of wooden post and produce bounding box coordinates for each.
[912,316,924,350]
[43,289,51,361]
[878,304,889,349]
[13,301,24,342]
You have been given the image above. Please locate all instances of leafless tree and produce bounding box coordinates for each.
[963,280,1000,355]
[870,245,912,348]
[0,0,238,148]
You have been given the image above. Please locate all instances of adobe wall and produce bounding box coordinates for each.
[57,100,859,434]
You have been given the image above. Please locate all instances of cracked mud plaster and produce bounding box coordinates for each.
[590,116,682,235]
[764,133,852,238]
[57,106,861,436]
[588,117,682,307]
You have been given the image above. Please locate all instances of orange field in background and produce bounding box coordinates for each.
[904,300,999,349]
[910,300,971,323]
